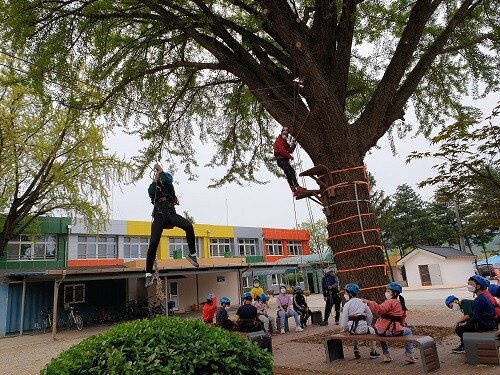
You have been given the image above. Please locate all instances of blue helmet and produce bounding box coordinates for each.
[344,283,360,296]
[259,293,268,302]
[469,275,488,289]
[242,292,252,300]
[488,284,500,298]
[294,285,302,292]
[207,294,213,300]
[386,282,403,294]
[220,297,230,305]
[445,295,458,307]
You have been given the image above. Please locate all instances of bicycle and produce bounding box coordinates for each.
[93,305,113,326]
[39,307,57,334]
[64,304,84,330]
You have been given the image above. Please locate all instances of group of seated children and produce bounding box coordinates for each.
[444,275,499,353]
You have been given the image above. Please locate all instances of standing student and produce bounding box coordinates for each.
[202,294,217,324]
[145,164,198,288]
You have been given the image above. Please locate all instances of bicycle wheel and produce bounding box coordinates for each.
[76,315,83,330]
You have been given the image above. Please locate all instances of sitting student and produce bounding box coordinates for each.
[254,293,279,335]
[364,282,417,364]
[488,284,500,298]
[340,283,380,359]
[235,292,263,332]
[202,293,217,324]
[452,275,496,353]
[445,295,474,316]
[293,285,311,327]
[215,297,234,331]
[276,284,303,333]
[482,280,500,322]
[250,279,265,302]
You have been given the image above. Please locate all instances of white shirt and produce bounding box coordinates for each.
[339,297,374,332]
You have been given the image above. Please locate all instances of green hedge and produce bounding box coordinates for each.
[41,316,273,375]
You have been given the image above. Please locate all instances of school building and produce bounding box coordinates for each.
[0,217,310,336]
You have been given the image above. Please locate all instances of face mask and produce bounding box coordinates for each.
[385,292,393,300]
[467,285,476,293]
[452,303,461,311]
[344,294,350,302]
[225,306,230,311]
[280,288,286,294]
[281,133,288,139]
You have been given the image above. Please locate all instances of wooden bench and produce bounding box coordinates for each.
[463,329,500,365]
[324,333,440,373]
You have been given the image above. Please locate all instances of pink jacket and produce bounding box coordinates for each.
[366,298,407,333]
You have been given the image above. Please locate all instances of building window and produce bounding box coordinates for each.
[6,235,57,261]
[271,274,284,285]
[287,241,302,256]
[210,238,231,257]
[124,236,149,259]
[77,236,116,259]
[168,237,190,258]
[265,240,283,256]
[64,284,85,304]
[238,239,256,256]
[242,276,252,289]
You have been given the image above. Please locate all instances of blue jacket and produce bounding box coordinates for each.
[467,293,496,329]
[322,273,339,297]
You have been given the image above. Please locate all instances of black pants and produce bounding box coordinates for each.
[324,292,341,322]
[146,210,196,273]
[277,159,298,189]
[455,322,495,347]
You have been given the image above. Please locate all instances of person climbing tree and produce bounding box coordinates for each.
[145,164,199,288]
[273,127,305,196]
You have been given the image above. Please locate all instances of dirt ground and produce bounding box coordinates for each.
[0,305,498,374]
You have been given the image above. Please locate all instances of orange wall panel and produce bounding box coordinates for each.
[68,259,124,267]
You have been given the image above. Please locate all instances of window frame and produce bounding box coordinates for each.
[6,235,57,261]
[265,240,283,256]
[238,238,257,256]
[123,236,149,259]
[210,238,231,257]
[287,240,303,256]
[77,236,117,259]
[63,284,86,304]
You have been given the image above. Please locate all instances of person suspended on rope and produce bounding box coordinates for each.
[145,163,199,288]
[273,126,305,196]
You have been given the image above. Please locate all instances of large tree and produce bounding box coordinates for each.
[1,1,498,298]
[0,63,133,255]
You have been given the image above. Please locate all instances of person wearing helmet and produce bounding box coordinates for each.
[276,285,303,333]
[202,293,217,324]
[215,297,234,331]
[292,285,311,328]
[444,295,474,316]
[273,126,305,196]
[320,268,341,326]
[254,293,279,335]
[235,292,262,332]
[145,164,198,288]
[340,283,380,360]
[250,279,264,302]
[482,282,500,321]
[364,282,416,364]
[488,284,500,298]
[452,275,496,353]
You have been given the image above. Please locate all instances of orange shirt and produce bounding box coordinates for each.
[202,296,217,322]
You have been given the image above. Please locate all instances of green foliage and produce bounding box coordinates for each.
[285,272,304,286]
[41,316,273,375]
[297,219,329,254]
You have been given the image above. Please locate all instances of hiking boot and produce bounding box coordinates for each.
[354,347,361,359]
[404,353,417,364]
[185,253,199,267]
[452,346,465,353]
[145,276,154,288]
[319,321,329,326]
[369,351,381,359]
[383,354,392,363]
[295,326,303,332]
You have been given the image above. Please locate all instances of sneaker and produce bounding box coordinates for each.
[319,321,329,326]
[295,326,303,332]
[404,353,417,364]
[280,328,286,334]
[369,351,381,359]
[452,346,465,353]
[354,347,361,359]
[145,276,154,288]
[383,354,392,363]
[185,253,199,267]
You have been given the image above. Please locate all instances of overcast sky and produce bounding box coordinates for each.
[106,94,496,229]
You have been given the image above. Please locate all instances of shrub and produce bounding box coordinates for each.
[41,316,273,375]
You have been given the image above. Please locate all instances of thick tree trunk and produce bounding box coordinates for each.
[309,154,389,302]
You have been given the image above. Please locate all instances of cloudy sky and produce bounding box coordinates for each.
[106,94,496,229]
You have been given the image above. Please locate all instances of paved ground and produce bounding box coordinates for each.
[1,288,499,374]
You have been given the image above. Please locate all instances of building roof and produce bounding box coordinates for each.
[275,252,332,265]
[397,246,476,265]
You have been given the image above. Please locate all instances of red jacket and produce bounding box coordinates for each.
[202,296,218,322]
[273,135,295,160]
[484,290,500,319]
[366,298,407,333]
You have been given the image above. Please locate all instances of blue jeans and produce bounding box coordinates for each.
[278,310,301,328]
[377,327,413,354]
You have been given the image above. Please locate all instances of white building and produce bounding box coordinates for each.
[396,246,476,287]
